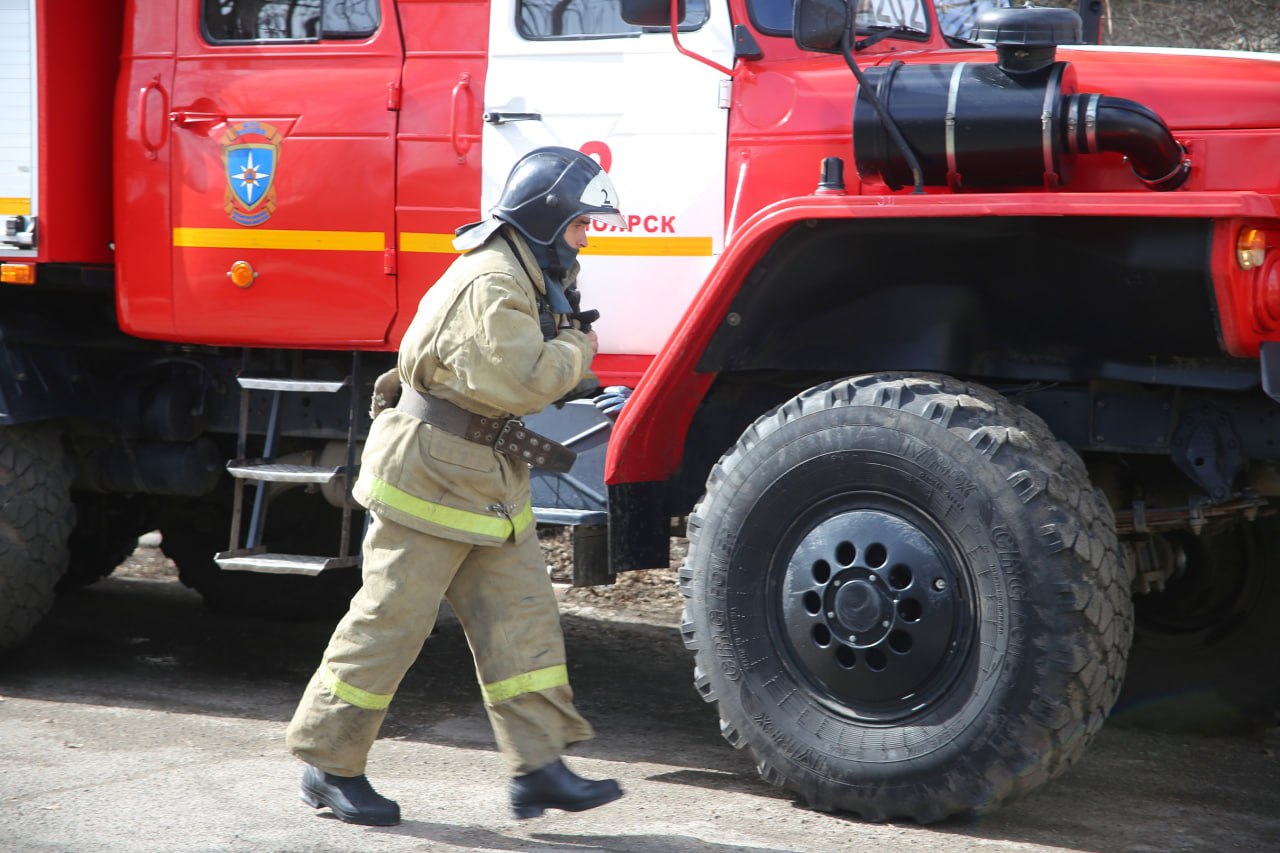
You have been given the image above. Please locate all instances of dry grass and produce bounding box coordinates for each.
[1105,0,1277,52]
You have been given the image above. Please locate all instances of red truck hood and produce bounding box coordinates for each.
[1061,44,1280,130]
[774,44,1280,133]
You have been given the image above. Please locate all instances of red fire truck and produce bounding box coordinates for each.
[3,0,1278,822]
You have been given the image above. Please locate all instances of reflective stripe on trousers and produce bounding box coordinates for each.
[285,513,593,776]
[320,661,569,711]
[362,474,535,540]
[320,666,393,711]
[481,664,570,704]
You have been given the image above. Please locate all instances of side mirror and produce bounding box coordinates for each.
[620,0,686,27]
[793,0,851,53]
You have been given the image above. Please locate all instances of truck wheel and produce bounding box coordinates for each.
[1113,518,1280,732]
[0,425,75,654]
[157,487,361,620]
[680,373,1132,822]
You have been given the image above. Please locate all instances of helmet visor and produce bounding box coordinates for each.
[578,169,627,229]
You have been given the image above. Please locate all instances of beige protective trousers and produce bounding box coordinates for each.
[286,513,593,777]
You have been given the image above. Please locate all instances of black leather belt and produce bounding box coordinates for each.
[396,386,576,473]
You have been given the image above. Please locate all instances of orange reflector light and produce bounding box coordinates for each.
[1238,228,1267,271]
[1,262,36,285]
[227,260,257,288]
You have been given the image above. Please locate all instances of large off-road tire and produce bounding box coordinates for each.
[680,373,1132,822]
[0,425,75,654]
[155,486,361,621]
[1113,517,1280,732]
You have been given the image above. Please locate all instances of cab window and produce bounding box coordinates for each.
[937,0,1080,41]
[936,0,1003,39]
[202,0,379,43]
[750,0,928,37]
[518,0,709,40]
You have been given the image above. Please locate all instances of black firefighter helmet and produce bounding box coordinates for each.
[493,146,626,244]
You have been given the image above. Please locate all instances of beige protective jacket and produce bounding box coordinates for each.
[352,226,594,546]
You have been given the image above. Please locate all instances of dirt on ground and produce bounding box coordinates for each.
[116,528,690,626]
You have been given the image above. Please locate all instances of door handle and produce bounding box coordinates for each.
[139,76,169,156]
[169,109,227,128]
[483,111,542,125]
[450,73,473,161]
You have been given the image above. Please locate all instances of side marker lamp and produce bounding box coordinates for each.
[1,262,36,285]
[228,260,257,288]
[1238,228,1267,271]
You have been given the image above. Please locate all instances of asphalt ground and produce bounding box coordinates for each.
[1,565,1278,853]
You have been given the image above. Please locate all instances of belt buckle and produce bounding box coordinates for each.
[496,418,554,467]
[495,418,524,450]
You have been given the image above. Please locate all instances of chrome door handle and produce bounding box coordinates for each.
[482,111,542,125]
[169,109,227,128]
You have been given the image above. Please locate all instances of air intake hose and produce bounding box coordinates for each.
[1064,93,1190,191]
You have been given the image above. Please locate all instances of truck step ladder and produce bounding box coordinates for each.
[215,353,365,576]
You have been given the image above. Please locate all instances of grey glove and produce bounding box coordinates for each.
[593,386,632,418]
[369,369,401,420]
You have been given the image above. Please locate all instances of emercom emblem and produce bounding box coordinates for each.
[221,121,282,226]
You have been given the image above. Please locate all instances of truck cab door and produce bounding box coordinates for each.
[482,0,733,357]
[166,0,400,347]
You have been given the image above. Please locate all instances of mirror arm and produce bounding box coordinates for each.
[839,30,924,193]
[667,0,737,77]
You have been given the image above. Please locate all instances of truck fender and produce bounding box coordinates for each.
[604,199,808,486]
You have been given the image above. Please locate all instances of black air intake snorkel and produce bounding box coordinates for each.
[851,4,1189,191]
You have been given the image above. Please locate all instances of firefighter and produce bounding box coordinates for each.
[285,147,627,826]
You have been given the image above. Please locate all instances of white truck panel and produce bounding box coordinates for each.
[482,0,734,359]
[0,0,36,254]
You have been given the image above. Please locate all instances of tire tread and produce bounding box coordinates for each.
[681,372,1131,822]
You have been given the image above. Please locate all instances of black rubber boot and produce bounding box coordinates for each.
[509,759,623,820]
[300,765,401,826]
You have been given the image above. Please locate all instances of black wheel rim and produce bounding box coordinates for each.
[771,498,976,722]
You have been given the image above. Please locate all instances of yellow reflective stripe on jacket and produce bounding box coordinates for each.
[320,666,393,711]
[482,664,570,705]
[364,475,533,539]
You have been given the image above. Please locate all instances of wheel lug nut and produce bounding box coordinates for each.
[933,578,947,591]
[826,611,835,619]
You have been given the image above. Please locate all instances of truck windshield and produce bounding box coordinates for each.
[749,1,1081,41]
[937,1,1006,39]
[749,0,929,38]
[937,1,1084,41]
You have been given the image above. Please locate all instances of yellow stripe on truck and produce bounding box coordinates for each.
[399,232,461,254]
[398,232,713,257]
[580,235,713,256]
[173,227,384,251]
[0,198,32,215]
[171,228,713,257]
